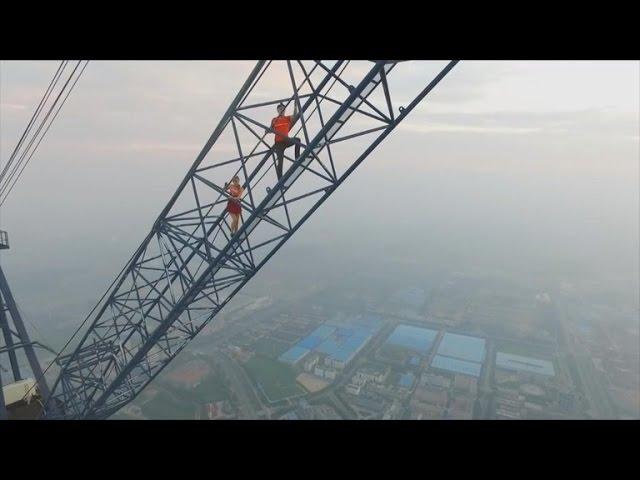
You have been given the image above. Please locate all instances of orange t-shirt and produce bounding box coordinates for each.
[271,115,292,143]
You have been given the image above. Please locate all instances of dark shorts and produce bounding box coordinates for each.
[273,138,301,179]
[274,138,298,157]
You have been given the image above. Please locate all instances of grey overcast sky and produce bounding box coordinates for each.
[0,61,638,332]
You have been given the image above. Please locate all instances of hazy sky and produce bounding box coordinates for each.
[0,60,638,334]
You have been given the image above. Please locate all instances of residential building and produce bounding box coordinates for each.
[346,383,362,396]
[303,353,320,373]
[354,365,390,384]
[496,406,521,419]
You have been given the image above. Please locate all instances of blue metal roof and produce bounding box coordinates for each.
[430,355,482,377]
[496,352,555,377]
[437,332,486,363]
[279,345,310,364]
[398,372,415,388]
[385,324,438,353]
[309,324,336,339]
[298,335,323,349]
[287,320,379,366]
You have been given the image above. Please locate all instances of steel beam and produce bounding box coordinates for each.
[0,264,52,413]
[0,295,22,380]
[44,60,459,419]
[0,368,7,420]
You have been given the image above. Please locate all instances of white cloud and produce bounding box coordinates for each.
[0,102,27,110]
[400,122,540,135]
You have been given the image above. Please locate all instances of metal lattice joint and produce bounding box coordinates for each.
[44,60,458,419]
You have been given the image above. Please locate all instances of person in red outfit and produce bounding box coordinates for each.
[226,175,244,234]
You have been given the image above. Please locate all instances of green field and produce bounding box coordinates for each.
[141,391,196,420]
[140,373,232,419]
[244,354,305,403]
[188,373,232,403]
[252,337,291,358]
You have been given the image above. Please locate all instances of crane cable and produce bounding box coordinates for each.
[0,60,89,207]
[0,59,90,402]
[0,61,79,197]
[0,61,67,185]
[0,60,68,374]
[0,61,69,196]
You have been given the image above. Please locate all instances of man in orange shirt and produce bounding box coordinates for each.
[271,102,301,180]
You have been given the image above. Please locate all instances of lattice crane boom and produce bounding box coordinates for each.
[43,60,458,419]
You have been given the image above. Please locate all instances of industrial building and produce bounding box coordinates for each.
[495,352,555,377]
[385,324,438,354]
[279,345,311,365]
[429,332,486,378]
[279,315,382,372]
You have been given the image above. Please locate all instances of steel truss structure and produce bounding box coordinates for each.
[0,233,52,418]
[43,60,458,419]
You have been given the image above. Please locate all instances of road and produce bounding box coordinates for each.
[476,340,495,418]
[213,350,265,419]
[555,298,616,419]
